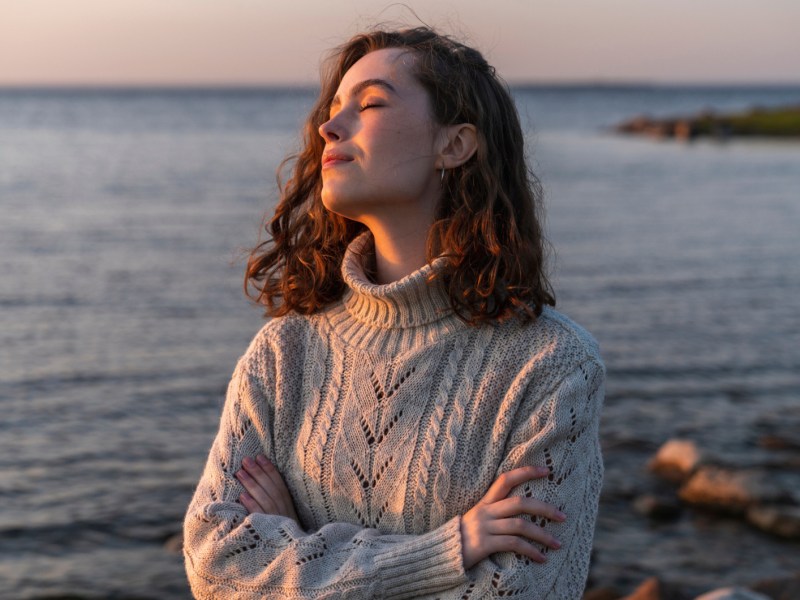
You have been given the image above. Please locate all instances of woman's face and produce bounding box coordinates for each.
[318,48,443,228]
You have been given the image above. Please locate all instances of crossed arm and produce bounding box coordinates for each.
[236,455,564,569]
[184,357,604,598]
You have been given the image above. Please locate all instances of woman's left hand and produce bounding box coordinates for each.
[235,454,300,522]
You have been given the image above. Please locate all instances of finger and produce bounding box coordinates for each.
[488,517,562,550]
[488,495,566,523]
[247,456,288,513]
[255,455,295,516]
[482,466,548,504]
[491,534,547,564]
[240,491,267,515]
[241,457,281,502]
[236,468,280,514]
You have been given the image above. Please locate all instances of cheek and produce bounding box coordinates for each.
[368,124,434,175]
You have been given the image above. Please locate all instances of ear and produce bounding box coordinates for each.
[437,123,478,169]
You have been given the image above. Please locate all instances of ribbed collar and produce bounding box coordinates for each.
[340,232,454,330]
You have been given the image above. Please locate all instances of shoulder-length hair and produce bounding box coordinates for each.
[245,26,555,325]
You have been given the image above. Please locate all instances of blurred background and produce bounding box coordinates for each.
[1,1,799,598]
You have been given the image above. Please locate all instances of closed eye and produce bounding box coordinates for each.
[359,103,384,112]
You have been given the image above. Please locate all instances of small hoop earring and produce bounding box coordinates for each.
[440,168,445,183]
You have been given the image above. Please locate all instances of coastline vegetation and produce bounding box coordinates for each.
[615,104,800,140]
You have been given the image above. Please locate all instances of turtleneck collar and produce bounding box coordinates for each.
[340,231,454,330]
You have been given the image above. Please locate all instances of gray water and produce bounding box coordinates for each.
[1,85,799,598]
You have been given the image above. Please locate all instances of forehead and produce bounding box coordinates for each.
[337,47,418,94]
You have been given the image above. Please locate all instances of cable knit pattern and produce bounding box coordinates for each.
[184,231,605,599]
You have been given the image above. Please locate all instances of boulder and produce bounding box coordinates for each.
[746,504,800,539]
[164,531,184,554]
[620,577,687,600]
[583,586,622,600]
[616,115,652,134]
[674,120,696,141]
[678,467,790,513]
[649,439,706,483]
[758,434,800,451]
[751,574,800,600]
[693,588,771,600]
[632,492,682,521]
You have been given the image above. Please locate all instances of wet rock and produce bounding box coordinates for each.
[751,574,800,600]
[621,578,661,600]
[583,586,622,600]
[163,531,184,554]
[746,505,800,539]
[632,492,682,521]
[678,467,790,513]
[616,115,652,134]
[693,588,770,600]
[649,440,707,483]
[758,434,800,451]
[620,577,688,600]
[674,120,696,141]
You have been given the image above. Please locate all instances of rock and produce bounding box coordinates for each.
[751,574,800,600]
[620,577,687,600]
[583,586,622,600]
[621,578,661,600]
[164,531,184,554]
[693,588,771,600]
[616,115,652,134]
[746,504,800,539]
[632,492,682,521]
[674,120,696,141]
[678,467,790,513]
[649,439,706,483]
[758,434,800,451]
[614,105,800,140]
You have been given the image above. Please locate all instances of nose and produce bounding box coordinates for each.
[318,115,341,143]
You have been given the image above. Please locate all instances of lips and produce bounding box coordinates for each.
[322,150,354,168]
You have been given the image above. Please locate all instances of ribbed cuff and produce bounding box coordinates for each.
[374,515,468,599]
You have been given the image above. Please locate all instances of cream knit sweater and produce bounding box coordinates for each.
[184,232,605,599]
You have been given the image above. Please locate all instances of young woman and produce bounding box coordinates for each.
[184,27,604,599]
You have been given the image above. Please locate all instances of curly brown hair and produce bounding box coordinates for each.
[245,26,555,325]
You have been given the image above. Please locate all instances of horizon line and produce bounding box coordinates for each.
[2,79,800,91]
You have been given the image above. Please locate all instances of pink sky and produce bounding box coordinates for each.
[1,0,798,85]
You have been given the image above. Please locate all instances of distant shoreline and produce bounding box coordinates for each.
[2,82,800,92]
[614,104,800,140]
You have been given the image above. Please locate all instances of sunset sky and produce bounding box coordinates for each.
[1,0,798,86]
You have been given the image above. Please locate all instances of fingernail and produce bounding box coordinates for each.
[552,539,562,549]
[556,510,566,521]
[257,455,269,465]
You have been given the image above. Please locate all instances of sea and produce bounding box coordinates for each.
[1,84,799,598]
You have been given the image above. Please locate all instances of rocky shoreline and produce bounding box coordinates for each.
[155,421,800,600]
[614,105,800,141]
[583,398,800,600]
[52,398,798,600]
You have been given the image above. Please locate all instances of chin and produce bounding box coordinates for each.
[321,191,371,223]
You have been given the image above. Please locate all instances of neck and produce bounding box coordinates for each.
[366,221,430,285]
[334,231,465,353]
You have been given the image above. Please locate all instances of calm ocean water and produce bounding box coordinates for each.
[1,85,799,598]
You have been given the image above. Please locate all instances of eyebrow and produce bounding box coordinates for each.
[330,78,397,109]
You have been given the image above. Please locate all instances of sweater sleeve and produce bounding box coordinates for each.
[183,356,469,600]
[421,357,605,600]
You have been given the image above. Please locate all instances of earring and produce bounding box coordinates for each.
[440,167,445,183]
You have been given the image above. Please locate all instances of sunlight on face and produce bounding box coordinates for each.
[318,48,443,230]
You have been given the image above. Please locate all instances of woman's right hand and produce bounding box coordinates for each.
[460,466,566,570]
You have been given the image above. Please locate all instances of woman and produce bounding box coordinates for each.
[184,27,604,599]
